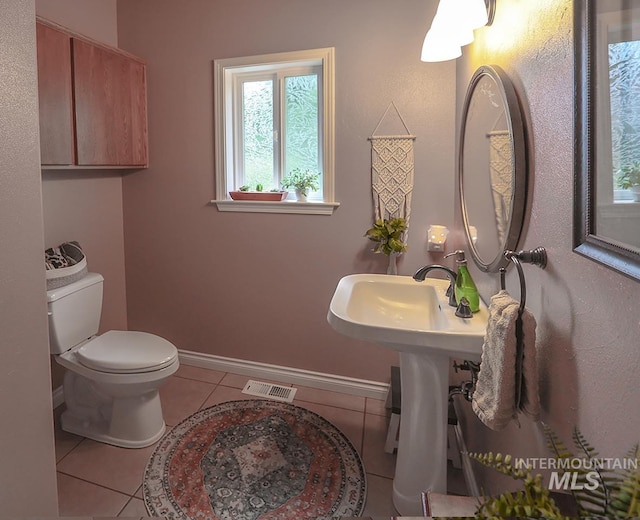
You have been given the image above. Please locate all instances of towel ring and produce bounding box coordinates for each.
[500,247,547,316]
[499,247,546,411]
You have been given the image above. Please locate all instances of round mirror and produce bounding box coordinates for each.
[459,65,527,272]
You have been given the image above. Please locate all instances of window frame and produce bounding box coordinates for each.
[213,48,338,215]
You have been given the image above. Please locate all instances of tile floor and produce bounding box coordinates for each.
[54,364,466,517]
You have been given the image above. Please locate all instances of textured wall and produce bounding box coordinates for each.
[0,0,58,513]
[454,0,640,494]
[117,0,457,382]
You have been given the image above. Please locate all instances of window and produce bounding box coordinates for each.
[214,48,338,215]
[608,39,640,202]
[596,10,640,204]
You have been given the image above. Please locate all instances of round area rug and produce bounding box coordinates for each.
[143,399,366,519]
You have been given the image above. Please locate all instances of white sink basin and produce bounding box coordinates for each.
[327,273,489,515]
[328,273,488,360]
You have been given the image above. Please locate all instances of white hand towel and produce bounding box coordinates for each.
[518,302,540,422]
[472,290,539,431]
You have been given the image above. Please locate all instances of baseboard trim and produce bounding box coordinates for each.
[178,349,389,400]
[51,351,391,408]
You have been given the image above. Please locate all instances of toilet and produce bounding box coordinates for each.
[47,272,179,448]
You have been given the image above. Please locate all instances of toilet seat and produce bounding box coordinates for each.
[76,330,178,374]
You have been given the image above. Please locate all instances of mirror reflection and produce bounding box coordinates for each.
[595,2,640,251]
[459,65,527,272]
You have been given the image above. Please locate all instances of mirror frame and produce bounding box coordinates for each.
[459,64,528,272]
[574,0,640,281]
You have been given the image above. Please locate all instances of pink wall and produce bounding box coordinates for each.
[0,0,58,513]
[9,0,637,504]
[35,0,118,46]
[117,0,457,382]
[41,174,128,335]
[32,0,640,491]
[35,0,128,387]
[453,0,640,494]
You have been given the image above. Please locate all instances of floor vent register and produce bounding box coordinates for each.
[241,380,297,403]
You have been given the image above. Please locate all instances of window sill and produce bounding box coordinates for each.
[212,199,340,215]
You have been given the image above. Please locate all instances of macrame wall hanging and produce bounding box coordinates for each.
[368,102,416,274]
[488,129,513,245]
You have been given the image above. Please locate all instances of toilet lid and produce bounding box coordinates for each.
[76,330,178,373]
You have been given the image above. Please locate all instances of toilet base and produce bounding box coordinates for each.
[61,410,167,448]
[61,370,170,448]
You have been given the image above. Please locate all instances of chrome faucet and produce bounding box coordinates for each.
[412,264,457,307]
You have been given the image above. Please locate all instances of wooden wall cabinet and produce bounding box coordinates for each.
[36,22,76,165]
[36,19,148,169]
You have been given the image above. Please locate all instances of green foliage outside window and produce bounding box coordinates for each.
[609,41,640,192]
[242,80,274,190]
[241,74,320,193]
[285,75,320,177]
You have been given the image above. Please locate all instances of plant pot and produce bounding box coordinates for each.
[295,189,307,202]
[632,185,640,202]
[229,191,288,201]
[387,252,399,275]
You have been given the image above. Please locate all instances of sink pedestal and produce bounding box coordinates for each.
[393,350,450,516]
[326,274,488,516]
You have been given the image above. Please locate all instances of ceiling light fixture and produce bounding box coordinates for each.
[420,0,496,62]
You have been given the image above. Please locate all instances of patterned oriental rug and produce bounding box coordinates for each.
[143,399,367,519]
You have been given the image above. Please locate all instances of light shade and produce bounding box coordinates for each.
[461,0,489,29]
[420,0,463,62]
[420,28,462,62]
[420,0,491,62]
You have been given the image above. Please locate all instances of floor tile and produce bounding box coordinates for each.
[362,412,397,479]
[200,384,253,408]
[57,473,130,517]
[54,367,421,517]
[118,496,148,517]
[174,364,225,384]
[362,473,397,517]
[297,401,364,453]
[159,375,216,426]
[57,439,155,495]
[293,384,366,412]
[53,407,84,463]
[365,396,389,417]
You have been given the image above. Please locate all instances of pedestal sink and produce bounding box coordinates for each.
[327,274,488,516]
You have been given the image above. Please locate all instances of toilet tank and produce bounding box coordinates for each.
[47,272,104,354]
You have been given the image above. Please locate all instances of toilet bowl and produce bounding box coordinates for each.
[47,273,179,448]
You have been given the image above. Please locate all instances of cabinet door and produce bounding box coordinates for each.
[72,39,148,166]
[36,22,75,165]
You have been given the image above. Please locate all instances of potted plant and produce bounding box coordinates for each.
[281,168,320,202]
[468,425,640,518]
[615,162,640,201]
[229,184,288,201]
[364,217,408,274]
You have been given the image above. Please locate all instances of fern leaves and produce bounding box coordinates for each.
[468,451,569,519]
[467,429,640,519]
